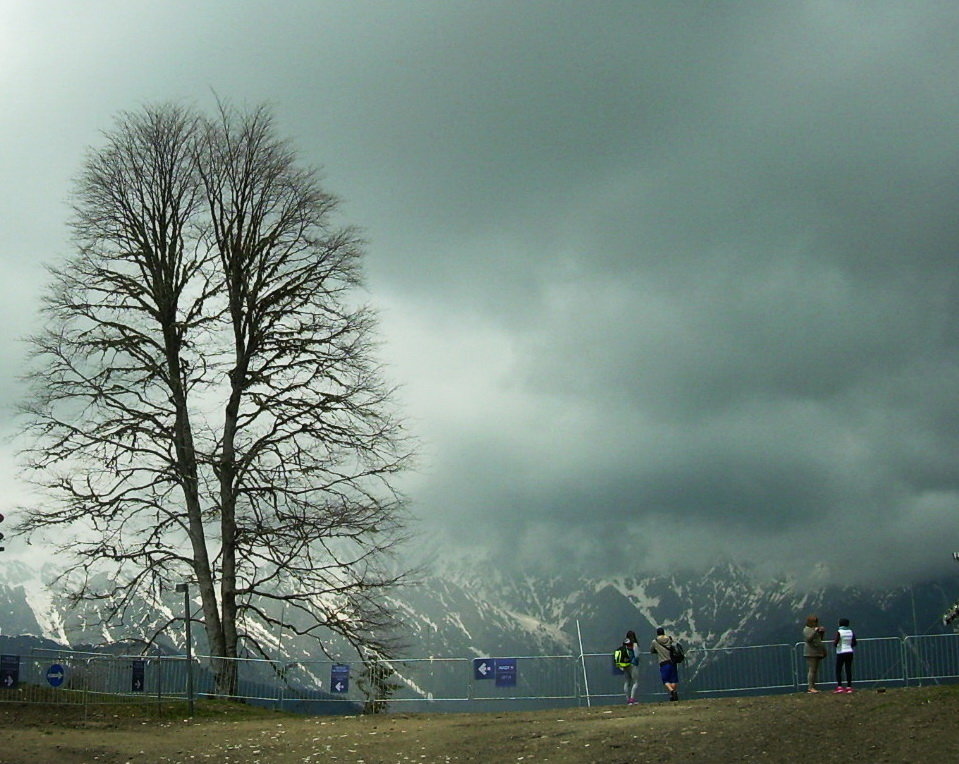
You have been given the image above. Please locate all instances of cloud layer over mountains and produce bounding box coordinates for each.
[3,3,959,586]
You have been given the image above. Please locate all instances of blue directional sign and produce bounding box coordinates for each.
[473,658,494,680]
[0,655,19,690]
[131,660,145,692]
[330,663,350,694]
[46,664,65,687]
[494,657,517,687]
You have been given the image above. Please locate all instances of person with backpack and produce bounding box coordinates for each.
[650,626,680,701]
[614,630,640,705]
[833,617,857,693]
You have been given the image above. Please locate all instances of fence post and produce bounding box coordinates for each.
[576,619,591,707]
[902,636,911,687]
[278,661,285,712]
[156,656,162,715]
[175,583,195,716]
[793,642,801,693]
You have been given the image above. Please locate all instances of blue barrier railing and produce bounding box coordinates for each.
[4,632,957,712]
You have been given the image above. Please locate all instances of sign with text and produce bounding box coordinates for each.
[330,663,349,694]
[473,658,518,687]
[494,657,517,687]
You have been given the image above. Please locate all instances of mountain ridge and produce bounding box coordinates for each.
[0,559,955,663]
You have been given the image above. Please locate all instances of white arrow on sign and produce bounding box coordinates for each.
[3,675,12,687]
[334,681,345,692]
[477,662,490,676]
[48,670,64,679]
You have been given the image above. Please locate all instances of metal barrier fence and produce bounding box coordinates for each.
[2,651,194,708]
[2,633,957,713]
[904,633,959,684]
[686,643,796,695]
[793,637,906,690]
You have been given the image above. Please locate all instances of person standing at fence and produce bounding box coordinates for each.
[650,626,680,701]
[833,617,857,693]
[803,614,827,693]
[615,630,640,705]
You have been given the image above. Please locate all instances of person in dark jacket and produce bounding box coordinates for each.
[650,626,679,701]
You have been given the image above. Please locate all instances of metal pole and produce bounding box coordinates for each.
[576,619,591,707]
[156,653,162,715]
[176,583,194,716]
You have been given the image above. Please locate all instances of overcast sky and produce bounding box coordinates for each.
[3,2,959,588]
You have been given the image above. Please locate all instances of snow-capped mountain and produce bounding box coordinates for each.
[389,561,958,660]
[1,558,956,663]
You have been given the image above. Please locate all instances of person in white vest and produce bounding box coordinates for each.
[832,617,857,693]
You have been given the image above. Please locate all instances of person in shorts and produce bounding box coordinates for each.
[650,626,680,701]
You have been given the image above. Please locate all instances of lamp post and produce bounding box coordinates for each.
[175,582,195,716]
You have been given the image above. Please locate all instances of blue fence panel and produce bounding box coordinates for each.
[686,644,795,695]
[904,633,959,685]
[369,657,471,704]
[4,632,959,713]
[469,655,577,701]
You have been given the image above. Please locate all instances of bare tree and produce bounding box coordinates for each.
[18,102,413,695]
[195,103,414,683]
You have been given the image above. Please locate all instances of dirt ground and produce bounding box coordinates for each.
[1,684,957,763]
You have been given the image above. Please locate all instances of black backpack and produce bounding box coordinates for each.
[669,641,685,664]
[613,643,633,668]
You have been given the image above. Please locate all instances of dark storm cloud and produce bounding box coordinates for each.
[372,2,959,585]
[3,1,959,585]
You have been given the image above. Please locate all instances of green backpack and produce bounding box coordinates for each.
[613,643,633,669]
